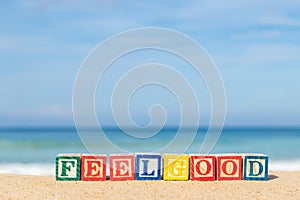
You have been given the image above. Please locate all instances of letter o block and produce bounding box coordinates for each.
[163,154,189,181]
[110,154,135,181]
[190,155,216,181]
[81,154,106,181]
[217,155,242,181]
[56,154,81,181]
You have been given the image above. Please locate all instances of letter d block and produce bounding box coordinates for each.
[110,154,135,181]
[81,154,106,181]
[217,155,242,181]
[190,155,216,181]
[135,153,162,180]
[243,154,269,180]
[56,154,81,181]
[163,154,189,181]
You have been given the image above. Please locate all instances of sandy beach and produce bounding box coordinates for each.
[0,171,299,200]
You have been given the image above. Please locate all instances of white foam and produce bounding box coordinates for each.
[269,160,300,171]
[0,163,55,176]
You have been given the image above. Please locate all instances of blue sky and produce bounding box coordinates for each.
[0,0,300,127]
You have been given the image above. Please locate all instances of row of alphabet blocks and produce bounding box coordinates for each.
[56,153,268,181]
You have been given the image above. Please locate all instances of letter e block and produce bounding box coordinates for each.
[81,154,106,181]
[56,153,81,181]
[190,155,216,181]
[243,154,269,180]
[163,154,189,181]
[217,155,242,181]
[110,154,134,181]
[135,153,161,180]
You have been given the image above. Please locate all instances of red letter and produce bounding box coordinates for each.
[195,159,211,175]
[86,160,101,177]
[222,160,237,175]
[114,160,130,177]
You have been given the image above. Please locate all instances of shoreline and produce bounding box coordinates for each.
[0,171,299,199]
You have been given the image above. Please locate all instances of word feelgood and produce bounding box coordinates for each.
[56,153,269,181]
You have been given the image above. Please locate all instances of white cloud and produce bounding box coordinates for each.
[230,30,282,40]
[36,104,71,118]
[1,104,71,119]
[1,0,300,126]
[259,15,300,27]
[0,32,92,55]
[219,43,300,68]
[0,104,73,126]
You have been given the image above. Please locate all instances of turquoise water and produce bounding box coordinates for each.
[0,127,300,174]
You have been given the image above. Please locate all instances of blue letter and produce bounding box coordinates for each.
[141,160,154,176]
[249,160,263,176]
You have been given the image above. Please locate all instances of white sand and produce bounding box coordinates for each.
[0,171,299,200]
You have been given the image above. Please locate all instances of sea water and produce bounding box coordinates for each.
[0,127,300,175]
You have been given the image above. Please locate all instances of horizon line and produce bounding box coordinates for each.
[0,125,300,132]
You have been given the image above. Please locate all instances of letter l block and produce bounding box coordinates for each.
[135,153,161,180]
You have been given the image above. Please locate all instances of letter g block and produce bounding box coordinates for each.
[163,154,189,181]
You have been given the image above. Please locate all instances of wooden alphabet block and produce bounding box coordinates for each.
[56,153,81,181]
[81,154,106,181]
[163,154,189,181]
[243,154,269,180]
[109,154,135,181]
[135,153,162,180]
[190,155,216,181]
[217,155,242,181]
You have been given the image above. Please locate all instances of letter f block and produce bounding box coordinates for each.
[81,154,106,181]
[243,154,269,180]
[110,154,135,181]
[163,154,189,181]
[56,153,81,181]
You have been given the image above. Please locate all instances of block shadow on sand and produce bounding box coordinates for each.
[268,174,279,180]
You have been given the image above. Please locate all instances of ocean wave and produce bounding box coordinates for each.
[0,163,55,176]
[269,160,300,171]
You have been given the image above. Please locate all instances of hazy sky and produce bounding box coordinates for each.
[1,0,300,127]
